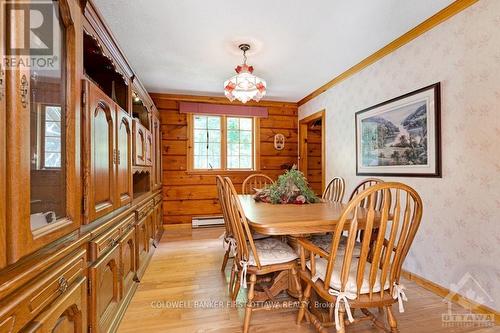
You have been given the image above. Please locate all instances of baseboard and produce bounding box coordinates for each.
[402,270,499,325]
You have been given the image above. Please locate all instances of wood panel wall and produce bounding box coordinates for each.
[150,94,299,225]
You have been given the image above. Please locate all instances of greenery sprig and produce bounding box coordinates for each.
[254,166,320,204]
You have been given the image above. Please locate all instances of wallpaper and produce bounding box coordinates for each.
[299,0,500,311]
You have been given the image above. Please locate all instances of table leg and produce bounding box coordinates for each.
[253,270,290,302]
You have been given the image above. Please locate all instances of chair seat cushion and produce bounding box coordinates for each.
[306,256,390,297]
[310,234,361,257]
[249,238,298,266]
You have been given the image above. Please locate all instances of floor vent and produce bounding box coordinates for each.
[192,216,225,228]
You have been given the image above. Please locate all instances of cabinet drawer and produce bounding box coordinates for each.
[154,194,162,205]
[135,200,154,220]
[118,213,136,235]
[0,249,86,333]
[21,277,87,333]
[90,213,135,260]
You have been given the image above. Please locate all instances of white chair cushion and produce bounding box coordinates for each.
[310,234,362,257]
[306,256,390,297]
[248,238,298,266]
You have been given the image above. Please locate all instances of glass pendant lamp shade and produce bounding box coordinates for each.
[224,44,267,103]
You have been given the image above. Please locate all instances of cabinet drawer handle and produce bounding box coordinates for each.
[0,65,4,101]
[108,237,117,247]
[57,277,69,293]
[20,74,29,108]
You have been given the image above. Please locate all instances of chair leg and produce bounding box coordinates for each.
[232,270,241,301]
[243,273,257,333]
[290,266,303,301]
[297,283,311,324]
[221,249,230,272]
[337,305,346,333]
[386,305,399,333]
[229,262,236,293]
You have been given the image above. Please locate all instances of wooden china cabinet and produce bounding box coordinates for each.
[0,1,163,332]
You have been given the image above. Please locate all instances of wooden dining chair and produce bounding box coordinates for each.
[224,177,302,333]
[296,182,423,333]
[216,175,235,272]
[241,173,274,195]
[349,178,384,205]
[322,177,345,202]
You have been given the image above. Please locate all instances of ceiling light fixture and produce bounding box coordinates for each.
[224,44,267,103]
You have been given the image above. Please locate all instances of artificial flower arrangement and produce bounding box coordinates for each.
[253,166,320,204]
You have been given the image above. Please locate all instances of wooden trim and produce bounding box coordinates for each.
[186,114,193,171]
[320,112,326,192]
[297,0,479,106]
[254,118,261,171]
[402,270,500,324]
[151,93,297,109]
[298,110,325,192]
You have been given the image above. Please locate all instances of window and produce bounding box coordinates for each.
[190,114,257,171]
[41,105,63,168]
[193,115,222,169]
[227,117,253,169]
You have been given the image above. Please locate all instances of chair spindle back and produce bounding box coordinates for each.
[242,174,274,195]
[322,177,345,202]
[316,182,422,299]
[216,175,233,238]
[224,177,262,268]
[349,178,384,209]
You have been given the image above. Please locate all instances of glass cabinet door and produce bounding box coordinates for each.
[5,0,81,263]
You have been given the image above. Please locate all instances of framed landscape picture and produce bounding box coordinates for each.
[355,83,441,177]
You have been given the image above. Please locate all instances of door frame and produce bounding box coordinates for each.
[298,109,326,193]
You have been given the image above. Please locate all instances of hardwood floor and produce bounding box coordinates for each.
[118,225,497,332]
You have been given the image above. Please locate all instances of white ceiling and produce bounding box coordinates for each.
[93,0,455,102]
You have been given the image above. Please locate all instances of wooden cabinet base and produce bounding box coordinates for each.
[108,280,139,332]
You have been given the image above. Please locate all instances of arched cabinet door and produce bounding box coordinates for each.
[145,131,153,166]
[83,80,116,222]
[120,226,136,300]
[5,0,81,263]
[26,277,87,333]
[135,217,149,280]
[89,244,121,333]
[115,108,133,207]
[132,121,146,166]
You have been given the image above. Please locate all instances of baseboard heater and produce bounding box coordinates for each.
[192,216,225,228]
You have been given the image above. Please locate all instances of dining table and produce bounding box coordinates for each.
[237,194,380,321]
[238,194,374,236]
[237,195,350,304]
